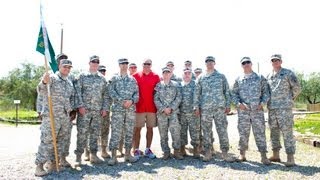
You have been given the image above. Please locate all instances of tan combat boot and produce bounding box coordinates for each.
[173,149,184,160]
[75,154,82,167]
[90,152,103,164]
[84,148,90,161]
[222,151,235,162]
[47,161,61,173]
[108,149,118,166]
[162,152,170,160]
[211,145,216,156]
[269,150,281,162]
[193,146,200,159]
[101,146,111,158]
[202,149,212,162]
[35,163,48,177]
[124,148,139,163]
[261,152,271,165]
[237,150,246,162]
[284,154,295,167]
[180,146,187,156]
[60,156,71,167]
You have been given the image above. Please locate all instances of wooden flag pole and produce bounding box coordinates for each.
[44,56,60,172]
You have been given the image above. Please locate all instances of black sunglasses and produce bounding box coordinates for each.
[241,61,251,65]
[271,59,280,62]
[143,63,152,66]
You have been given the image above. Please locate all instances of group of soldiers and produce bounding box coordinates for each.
[34,53,301,177]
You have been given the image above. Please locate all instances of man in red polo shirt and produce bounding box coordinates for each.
[132,59,160,159]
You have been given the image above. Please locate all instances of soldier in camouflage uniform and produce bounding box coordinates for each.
[154,67,183,160]
[98,65,112,159]
[35,59,75,176]
[231,57,271,165]
[108,58,139,165]
[179,68,200,158]
[166,61,182,84]
[194,68,202,79]
[184,60,196,80]
[267,54,301,167]
[74,55,109,166]
[194,56,234,162]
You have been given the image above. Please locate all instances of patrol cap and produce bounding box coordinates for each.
[60,59,73,67]
[240,57,251,63]
[90,55,100,63]
[270,54,282,61]
[205,56,215,63]
[56,53,68,61]
[194,68,202,73]
[183,68,192,73]
[118,58,129,64]
[162,67,171,73]
[129,63,137,68]
[184,60,192,65]
[166,61,174,66]
[98,65,106,71]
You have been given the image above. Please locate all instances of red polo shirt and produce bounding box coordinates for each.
[133,71,160,113]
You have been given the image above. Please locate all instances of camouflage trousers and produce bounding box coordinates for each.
[100,112,110,147]
[179,113,200,147]
[109,110,135,150]
[62,120,73,156]
[268,109,295,154]
[74,110,102,155]
[237,109,267,152]
[157,112,181,153]
[201,107,230,152]
[35,114,71,165]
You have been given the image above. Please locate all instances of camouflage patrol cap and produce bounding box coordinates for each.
[194,68,202,73]
[118,58,129,64]
[98,65,106,71]
[184,60,192,65]
[90,55,100,63]
[205,56,215,63]
[240,57,251,63]
[183,68,192,73]
[56,53,68,61]
[129,63,137,68]
[270,54,282,61]
[162,67,171,73]
[60,59,72,67]
[166,61,174,66]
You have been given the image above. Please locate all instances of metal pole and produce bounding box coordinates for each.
[60,23,63,54]
[15,104,18,127]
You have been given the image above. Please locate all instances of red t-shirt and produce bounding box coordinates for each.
[133,71,160,113]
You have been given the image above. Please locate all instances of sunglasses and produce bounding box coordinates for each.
[119,62,129,65]
[241,61,251,65]
[99,70,106,72]
[143,63,152,66]
[271,59,280,62]
[91,60,100,64]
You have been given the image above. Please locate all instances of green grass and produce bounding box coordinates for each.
[294,113,320,135]
[0,109,38,120]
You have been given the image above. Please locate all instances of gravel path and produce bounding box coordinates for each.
[0,115,320,179]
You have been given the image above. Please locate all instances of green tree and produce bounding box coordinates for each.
[0,63,45,110]
[297,72,320,104]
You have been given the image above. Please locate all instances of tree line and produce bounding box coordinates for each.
[0,63,319,111]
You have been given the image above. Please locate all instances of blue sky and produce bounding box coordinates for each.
[0,0,319,82]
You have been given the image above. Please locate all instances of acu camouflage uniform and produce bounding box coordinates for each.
[35,72,75,165]
[74,72,108,155]
[267,68,301,154]
[194,70,231,152]
[231,72,270,153]
[179,80,200,148]
[154,80,182,154]
[100,80,112,149]
[108,74,139,150]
